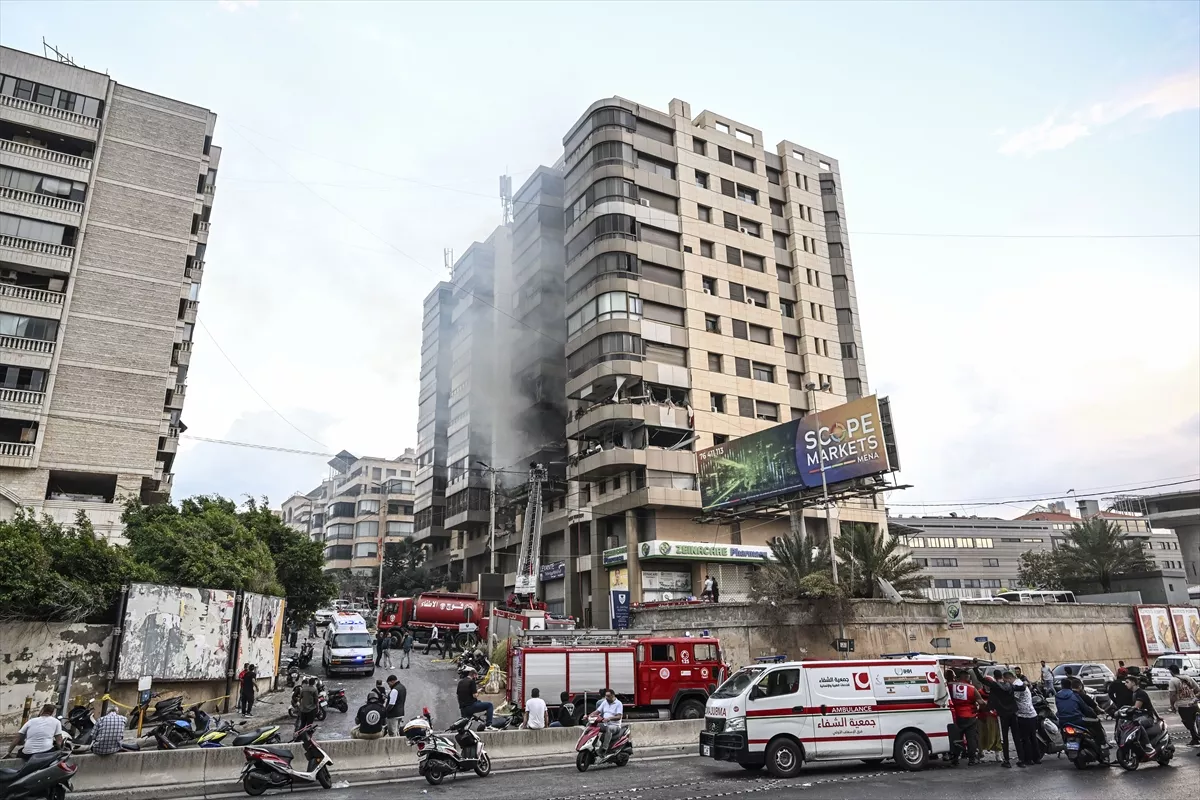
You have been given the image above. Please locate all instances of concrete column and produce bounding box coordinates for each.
[626,509,643,604]
[1177,524,1200,585]
[563,522,580,622]
[589,521,609,628]
[788,501,807,548]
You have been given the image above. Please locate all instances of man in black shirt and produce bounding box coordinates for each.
[977,667,1021,767]
[352,691,386,740]
[1108,669,1134,709]
[1124,674,1161,756]
[385,675,407,736]
[457,667,494,728]
[553,691,576,728]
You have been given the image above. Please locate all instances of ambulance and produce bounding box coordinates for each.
[700,658,955,777]
[321,611,375,677]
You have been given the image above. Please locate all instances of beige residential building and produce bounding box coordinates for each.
[283,449,417,575]
[0,47,217,538]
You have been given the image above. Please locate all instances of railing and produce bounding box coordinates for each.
[203,184,215,195]
[0,138,92,171]
[0,442,35,458]
[197,221,211,234]
[177,340,193,352]
[0,334,55,354]
[183,300,199,314]
[0,388,44,405]
[0,233,74,259]
[174,383,186,396]
[0,283,65,305]
[185,264,203,281]
[0,94,101,128]
[0,185,84,214]
[167,426,180,439]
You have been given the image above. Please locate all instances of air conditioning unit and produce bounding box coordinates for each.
[703,288,712,295]
[739,227,748,234]
[0,270,19,283]
[748,299,759,307]
[639,199,651,207]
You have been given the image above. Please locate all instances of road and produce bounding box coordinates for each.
[308,748,1200,800]
[252,637,464,739]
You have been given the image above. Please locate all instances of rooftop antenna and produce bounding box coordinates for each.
[500,174,513,227]
[443,248,454,276]
[42,38,79,67]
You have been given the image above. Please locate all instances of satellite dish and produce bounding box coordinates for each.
[877,577,904,604]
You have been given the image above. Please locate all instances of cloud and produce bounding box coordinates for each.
[999,71,1200,156]
[217,0,259,12]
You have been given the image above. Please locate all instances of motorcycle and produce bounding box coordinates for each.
[238,723,332,796]
[403,712,492,786]
[327,688,348,714]
[1032,694,1063,758]
[64,703,96,751]
[127,693,184,729]
[0,747,78,800]
[574,711,632,771]
[285,660,302,688]
[1062,720,1110,769]
[1113,706,1174,770]
[198,719,283,748]
[157,703,215,748]
[288,681,328,721]
[296,643,314,668]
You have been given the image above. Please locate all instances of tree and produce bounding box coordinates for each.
[240,497,335,625]
[835,523,928,599]
[1016,549,1067,590]
[751,530,837,601]
[380,540,435,599]
[1054,517,1152,592]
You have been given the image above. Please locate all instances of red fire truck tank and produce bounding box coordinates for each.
[377,593,487,647]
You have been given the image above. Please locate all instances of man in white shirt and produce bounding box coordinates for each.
[5,704,64,760]
[596,688,624,754]
[524,688,548,729]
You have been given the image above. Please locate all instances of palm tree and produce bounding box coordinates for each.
[753,531,835,600]
[835,523,928,598]
[1055,517,1151,592]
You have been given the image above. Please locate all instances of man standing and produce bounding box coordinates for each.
[289,623,299,649]
[90,707,129,756]
[5,704,64,760]
[1013,676,1040,765]
[976,667,1021,767]
[523,688,548,730]
[424,625,441,656]
[596,688,624,755]
[456,667,494,728]
[1040,661,1054,697]
[384,675,407,736]
[399,629,414,670]
[1167,665,1200,746]
[947,669,981,765]
[296,678,319,731]
[240,664,258,716]
[701,575,714,602]
[308,618,318,639]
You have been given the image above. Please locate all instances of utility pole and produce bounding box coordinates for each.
[808,380,845,658]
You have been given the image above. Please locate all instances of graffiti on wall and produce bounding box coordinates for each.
[236,592,285,678]
[117,583,235,681]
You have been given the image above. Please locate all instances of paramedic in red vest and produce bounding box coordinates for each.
[947,669,982,765]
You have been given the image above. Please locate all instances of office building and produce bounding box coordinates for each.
[282,448,417,573]
[0,47,217,538]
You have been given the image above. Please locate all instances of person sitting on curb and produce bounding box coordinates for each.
[351,691,386,740]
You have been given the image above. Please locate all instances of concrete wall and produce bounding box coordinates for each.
[0,622,112,733]
[633,599,1146,673]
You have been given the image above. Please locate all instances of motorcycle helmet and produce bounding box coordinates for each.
[402,716,431,740]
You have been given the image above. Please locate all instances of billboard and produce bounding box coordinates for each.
[1171,606,1200,654]
[236,592,286,678]
[1134,605,1178,659]
[117,583,236,681]
[697,395,892,511]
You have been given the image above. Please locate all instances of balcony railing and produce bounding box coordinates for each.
[203,184,215,196]
[167,426,180,439]
[177,340,193,353]
[0,334,55,354]
[0,94,101,129]
[0,233,75,260]
[185,264,203,281]
[197,221,211,234]
[0,138,92,171]
[0,442,35,458]
[0,388,45,406]
[0,283,65,305]
[174,383,186,396]
[0,186,84,215]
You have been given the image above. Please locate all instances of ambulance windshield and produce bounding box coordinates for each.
[710,666,766,699]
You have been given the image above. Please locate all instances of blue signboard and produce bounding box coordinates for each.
[610,590,631,630]
[539,561,566,581]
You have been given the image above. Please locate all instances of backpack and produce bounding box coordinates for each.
[1176,675,1198,704]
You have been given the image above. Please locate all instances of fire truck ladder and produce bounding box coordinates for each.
[515,630,654,648]
[513,462,548,599]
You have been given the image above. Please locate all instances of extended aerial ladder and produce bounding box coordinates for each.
[510,462,548,606]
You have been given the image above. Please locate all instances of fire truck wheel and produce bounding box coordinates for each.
[674,700,705,720]
[766,738,803,778]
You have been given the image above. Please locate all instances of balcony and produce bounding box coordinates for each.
[568,401,691,440]
[0,138,92,177]
[0,94,101,140]
[181,300,198,323]
[0,234,74,273]
[165,387,185,410]
[0,388,45,418]
[185,262,204,281]
[0,334,55,369]
[0,186,84,225]
[172,340,192,366]
[196,220,211,237]
[0,441,35,467]
[571,445,695,482]
[0,283,65,319]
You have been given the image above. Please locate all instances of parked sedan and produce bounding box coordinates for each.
[1053,662,1115,691]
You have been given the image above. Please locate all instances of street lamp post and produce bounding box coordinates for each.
[477,461,499,655]
[807,380,846,657]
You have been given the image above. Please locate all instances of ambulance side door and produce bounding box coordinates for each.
[745,667,809,758]
[806,666,885,760]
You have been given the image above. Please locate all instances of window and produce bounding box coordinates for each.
[740,218,761,238]
[983,558,1000,567]
[695,171,709,189]
[355,520,379,539]
[0,365,47,392]
[733,151,755,171]
[0,214,71,246]
[934,579,962,589]
[702,276,717,294]
[720,177,736,197]
[735,129,754,144]
[713,434,728,446]
[34,84,55,106]
[649,643,676,662]
[358,499,380,515]
[752,362,774,382]
[636,152,675,179]
[737,396,755,417]
[757,668,800,698]
[780,300,795,318]
[708,352,722,372]
[841,342,857,358]
[745,287,768,307]
[700,240,714,258]
[568,291,642,336]
[726,246,741,267]
[730,357,750,378]
[786,371,804,390]
[693,138,707,155]
[728,282,744,302]
[912,557,929,567]
[776,265,793,282]
[697,205,711,223]
[704,314,720,333]
[766,167,782,185]
[783,334,799,354]
[931,558,958,567]
[748,324,771,344]
[710,393,725,413]
[723,211,739,231]
[715,121,730,135]
[736,184,758,204]
[12,79,35,101]
[773,231,788,251]
[819,160,831,170]
[755,401,778,421]
[770,198,785,217]
[0,312,58,342]
[743,252,765,272]
[731,319,748,340]
[387,521,414,536]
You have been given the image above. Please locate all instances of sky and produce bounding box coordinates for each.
[2,0,1198,517]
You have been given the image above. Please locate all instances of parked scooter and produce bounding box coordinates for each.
[574,711,632,771]
[198,719,283,748]
[127,693,184,730]
[296,643,314,668]
[287,680,328,721]
[64,703,97,751]
[1032,693,1063,758]
[326,688,348,714]
[403,712,492,786]
[1062,720,1111,769]
[238,723,332,796]
[158,703,214,748]
[0,746,78,800]
[285,660,302,688]
[1114,706,1174,770]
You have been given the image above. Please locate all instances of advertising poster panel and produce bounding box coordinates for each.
[697,396,891,511]
[1134,605,1178,659]
[117,583,236,681]
[1170,606,1200,654]
[236,592,286,678]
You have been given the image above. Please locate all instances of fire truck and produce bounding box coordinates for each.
[377,593,574,648]
[507,630,726,722]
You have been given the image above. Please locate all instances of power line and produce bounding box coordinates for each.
[887,477,1200,510]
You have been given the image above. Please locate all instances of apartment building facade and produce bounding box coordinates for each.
[282,448,417,574]
[559,97,886,624]
[0,47,217,538]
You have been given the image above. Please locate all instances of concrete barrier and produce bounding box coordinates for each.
[0,719,703,799]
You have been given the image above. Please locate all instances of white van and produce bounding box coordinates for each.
[700,658,954,777]
[322,612,375,677]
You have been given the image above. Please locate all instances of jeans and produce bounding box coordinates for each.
[378,649,392,668]
[601,721,621,752]
[424,638,443,656]
[296,710,317,732]
[1016,716,1039,763]
[1082,719,1108,749]
[998,714,1017,763]
[386,716,403,736]
[954,716,980,761]
[1178,704,1198,743]
[460,700,494,727]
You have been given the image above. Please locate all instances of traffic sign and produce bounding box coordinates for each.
[930,637,951,649]
[983,641,997,654]
[974,636,989,643]
[832,638,855,653]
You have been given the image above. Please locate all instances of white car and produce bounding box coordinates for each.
[1148,654,1200,688]
[314,609,334,625]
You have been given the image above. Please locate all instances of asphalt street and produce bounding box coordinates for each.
[304,748,1200,800]
[250,637,464,739]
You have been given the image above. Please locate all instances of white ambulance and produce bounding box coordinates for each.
[700,658,955,777]
[321,611,375,677]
